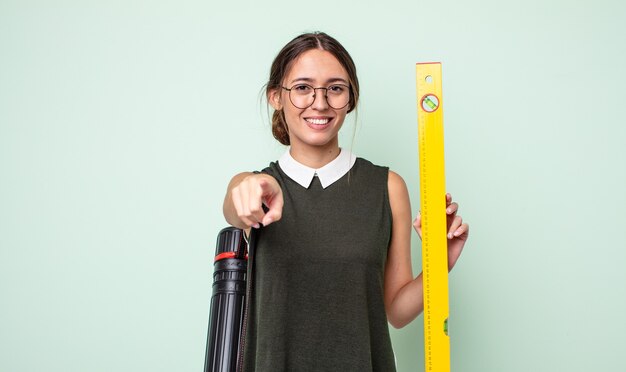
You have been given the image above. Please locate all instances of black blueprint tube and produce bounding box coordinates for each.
[204,227,248,372]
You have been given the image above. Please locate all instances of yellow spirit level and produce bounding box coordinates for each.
[416,62,450,372]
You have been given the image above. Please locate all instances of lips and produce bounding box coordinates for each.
[304,117,333,127]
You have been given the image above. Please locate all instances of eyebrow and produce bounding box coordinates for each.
[289,77,349,85]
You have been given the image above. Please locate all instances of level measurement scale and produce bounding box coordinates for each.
[416,62,450,372]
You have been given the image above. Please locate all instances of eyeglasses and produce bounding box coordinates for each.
[281,83,351,110]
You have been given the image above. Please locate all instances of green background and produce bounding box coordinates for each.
[2,1,625,371]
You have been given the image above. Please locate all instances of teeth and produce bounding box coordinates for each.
[306,118,330,125]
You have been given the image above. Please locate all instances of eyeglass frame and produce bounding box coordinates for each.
[281,83,352,110]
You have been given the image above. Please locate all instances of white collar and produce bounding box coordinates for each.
[278,148,357,189]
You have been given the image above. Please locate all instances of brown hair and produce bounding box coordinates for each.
[267,32,360,146]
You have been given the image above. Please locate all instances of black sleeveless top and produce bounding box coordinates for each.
[243,158,395,371]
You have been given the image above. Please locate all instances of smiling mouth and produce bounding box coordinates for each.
[305,118,331,125]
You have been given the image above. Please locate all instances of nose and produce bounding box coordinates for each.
[311,88,329,110]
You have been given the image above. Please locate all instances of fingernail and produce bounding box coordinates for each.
[447,233,453,239]
[454,230,461,237]
[253,223,260,229]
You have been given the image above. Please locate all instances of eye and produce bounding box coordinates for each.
[292,84,313,93]
[328,85,346,94]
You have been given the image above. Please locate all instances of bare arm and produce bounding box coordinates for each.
[384,171,469,329]
[384,171,422,328]
[223,172,284,229]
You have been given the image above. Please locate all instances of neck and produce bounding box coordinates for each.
[289,144,341,169]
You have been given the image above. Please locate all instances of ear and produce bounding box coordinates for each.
[268,88,283,110]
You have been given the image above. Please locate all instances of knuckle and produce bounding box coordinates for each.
[250,205,261,214]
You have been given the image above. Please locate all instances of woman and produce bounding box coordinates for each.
[223,32,469,371]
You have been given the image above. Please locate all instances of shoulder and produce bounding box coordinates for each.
[353,157,409,203]
[350,158,389,191]
[352,157,407,192]
[354,157,389,176]
[352,157,403,181]
[259,161,281,178]
[387,170,411,215]
[387,170,408,198]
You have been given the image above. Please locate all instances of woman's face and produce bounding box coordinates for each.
[270,49,350,153]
